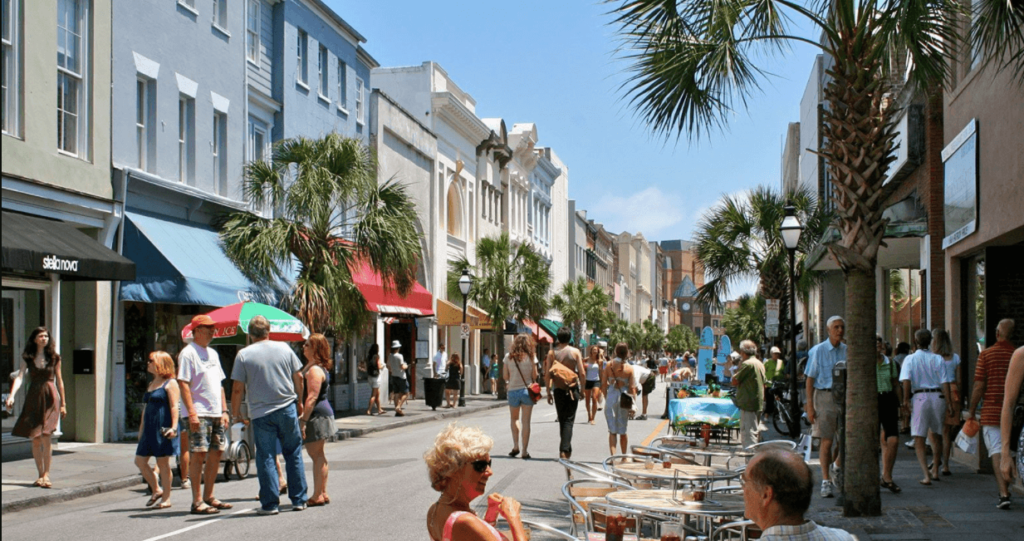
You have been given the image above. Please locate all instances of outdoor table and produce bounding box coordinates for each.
[654,439,751,467]
[611,462,739,487]
[605,488,745,517]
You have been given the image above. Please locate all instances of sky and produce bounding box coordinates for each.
[330,0,822,297]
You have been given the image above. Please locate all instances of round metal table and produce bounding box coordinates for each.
[612,462,739,485]
[606,488,745,517]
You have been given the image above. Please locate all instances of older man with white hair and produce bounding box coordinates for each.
[804,315,846,498]
[732,340,766,448]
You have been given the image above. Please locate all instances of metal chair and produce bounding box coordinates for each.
[562,478,635,537]
[631,445,701,465]
[559,458,630,484]
[746,439,797,452]
[710,519,760,540]
[520,519,579,540]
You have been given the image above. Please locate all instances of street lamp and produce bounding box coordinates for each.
[458,269,473,408]
[780,206,804,437]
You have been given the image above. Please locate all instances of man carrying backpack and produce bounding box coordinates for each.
[546,328,586,459]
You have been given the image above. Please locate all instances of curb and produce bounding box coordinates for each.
[1,474,144,515]
[2,401,506,514]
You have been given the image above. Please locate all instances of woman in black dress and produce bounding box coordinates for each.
[5,327,67,489]
[445,354,462,408]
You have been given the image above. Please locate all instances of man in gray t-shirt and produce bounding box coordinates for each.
[229,316,307,513]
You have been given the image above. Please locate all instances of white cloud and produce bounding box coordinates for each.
[590,186,686,239]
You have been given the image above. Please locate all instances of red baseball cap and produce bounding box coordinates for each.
[191,314,216,327]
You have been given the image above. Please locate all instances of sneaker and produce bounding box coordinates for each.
[636,414,647,421]
[180,478,191,490]
[292,502,307,512]
[997,496,1011,510]
[821,480,833,498]
[256,507,279,516]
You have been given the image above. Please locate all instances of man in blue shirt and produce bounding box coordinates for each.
[481,348,493,394]
[804,316,846,498]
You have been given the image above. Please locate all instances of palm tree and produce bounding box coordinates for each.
[608,0,1022,516]
[448,233,551,399]
[723,294,767,346]
[551,277,613,346]
[218,134,422,337]
[641,319,666,354]
[693,185,832,345]
[666,325,699,355]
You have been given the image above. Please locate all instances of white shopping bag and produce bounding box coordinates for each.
[955,429,978,454]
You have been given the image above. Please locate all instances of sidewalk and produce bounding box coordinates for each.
[799,439,1023,540]
[1,393,504,515]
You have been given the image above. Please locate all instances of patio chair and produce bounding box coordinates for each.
[603,454,657,488]
[746,440,797,452]
[631,445,701,466]
[586,501,642,536]
[520,519,579,540]
[710,519,761,540]
[562,478,635,536]
[559,458,629,484]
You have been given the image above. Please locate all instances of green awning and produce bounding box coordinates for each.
[539,318,562,337]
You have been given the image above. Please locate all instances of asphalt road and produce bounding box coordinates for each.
[1,387,675,541]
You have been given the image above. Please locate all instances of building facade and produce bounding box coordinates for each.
[3,0,135,454]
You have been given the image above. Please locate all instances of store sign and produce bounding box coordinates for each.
[41,255,79,273]
[941,120,978,249]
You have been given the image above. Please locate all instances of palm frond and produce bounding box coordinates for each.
[969,0,1024,85]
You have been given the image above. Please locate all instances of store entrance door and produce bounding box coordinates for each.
[386,322,417,396]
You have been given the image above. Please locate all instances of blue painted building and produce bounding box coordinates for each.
[247,0,376,161]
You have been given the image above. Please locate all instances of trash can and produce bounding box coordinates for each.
[424,377,446,411]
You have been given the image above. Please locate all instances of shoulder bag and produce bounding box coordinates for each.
[513,358,541,404]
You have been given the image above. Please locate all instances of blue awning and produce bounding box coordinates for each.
[120,211,286,306]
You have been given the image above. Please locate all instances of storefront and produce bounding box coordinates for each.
[2,211,135,454]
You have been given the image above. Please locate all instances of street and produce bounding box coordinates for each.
[1,393,673,541]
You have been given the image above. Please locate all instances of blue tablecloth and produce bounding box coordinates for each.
[669,397,740,429]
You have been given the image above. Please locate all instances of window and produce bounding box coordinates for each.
[355,77,364,123]
[447,181,462,238]
[296,28,307,85]
[246,0,259,63]
[178,0,196,9]
[248,119,270,214]
[2,0,20,136]
[317,45,328,97]
[336,60,346,109]
[212,0,228,31]
[213,112,227,195]
[135,78,155,171]
[57,0,88,157]
[178,95,195,184]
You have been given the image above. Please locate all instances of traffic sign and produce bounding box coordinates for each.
[460,323,471,339]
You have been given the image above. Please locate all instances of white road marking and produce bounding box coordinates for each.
[140,507,254,541]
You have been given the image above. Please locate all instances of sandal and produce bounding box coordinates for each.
[146,492,164,507]
[307,496,327,507]
[190,503,220,515]
[880,480,902,493]
[39,479,52,489]
[522,453,532,460]
[154,502,172,510]
[323,494,330,504]
[508,449,520,458]
[204,498,233,510]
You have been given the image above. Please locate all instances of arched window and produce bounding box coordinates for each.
[447,181,462,238]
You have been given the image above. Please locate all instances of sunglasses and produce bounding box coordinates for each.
[471,459,492,473]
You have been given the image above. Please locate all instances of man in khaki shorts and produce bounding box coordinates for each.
[804,315,846,498]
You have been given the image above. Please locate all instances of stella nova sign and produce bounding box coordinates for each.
[42,255,80,273]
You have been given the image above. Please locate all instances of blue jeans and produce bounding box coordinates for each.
[252,402,307,511]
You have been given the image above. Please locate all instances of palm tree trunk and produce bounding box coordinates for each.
[843,268,881,516]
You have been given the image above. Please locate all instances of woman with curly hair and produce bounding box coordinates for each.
[502,334,537,459]
[300,333,335,506]
[425,424,527,541]
[6,327,66,489]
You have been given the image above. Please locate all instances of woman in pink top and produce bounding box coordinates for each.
[425,424,527,541]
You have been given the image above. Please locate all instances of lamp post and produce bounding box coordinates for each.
[458,269,473,407]
[780,206,804,437]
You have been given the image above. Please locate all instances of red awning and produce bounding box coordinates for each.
[349,259,434,317]
[523,319,553,344]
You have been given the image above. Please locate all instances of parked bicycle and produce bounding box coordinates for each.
[769,381,809,436]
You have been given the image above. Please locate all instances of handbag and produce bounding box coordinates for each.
[513,358,541,404]
[619,392,634,410]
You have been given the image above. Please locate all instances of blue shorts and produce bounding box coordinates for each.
[507,388,533,408]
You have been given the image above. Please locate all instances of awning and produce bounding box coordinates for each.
[539,318,562,337]
[2,210,136,281]
[467,305,493,330]
[436,298,478,327]
[349,258,434,317]
[120,212,283,306]
[523,319,553,344]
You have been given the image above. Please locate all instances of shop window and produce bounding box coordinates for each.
[2,287,47,435]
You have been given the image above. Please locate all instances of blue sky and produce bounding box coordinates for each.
[332,0,820,244]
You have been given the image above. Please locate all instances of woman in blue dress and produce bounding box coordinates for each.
[135,351,181,509]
